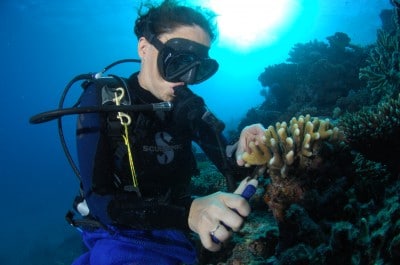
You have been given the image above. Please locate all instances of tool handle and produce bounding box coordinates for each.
[240,183,257,200]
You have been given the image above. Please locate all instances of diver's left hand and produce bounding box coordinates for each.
[236,123,266,166]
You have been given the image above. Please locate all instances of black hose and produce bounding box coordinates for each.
[29,103,173,124]
[29,59,143,182]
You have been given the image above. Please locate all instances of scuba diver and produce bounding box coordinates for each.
[30,0,266,264]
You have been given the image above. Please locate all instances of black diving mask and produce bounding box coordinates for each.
[147,35,219,84]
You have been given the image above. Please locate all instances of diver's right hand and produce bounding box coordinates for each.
[187,178,257,251]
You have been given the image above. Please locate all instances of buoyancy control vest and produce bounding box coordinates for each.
[76,74,205,230]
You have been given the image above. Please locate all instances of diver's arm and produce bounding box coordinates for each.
[193,117,253,189]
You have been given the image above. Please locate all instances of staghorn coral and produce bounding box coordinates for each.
[340,93,400,174]
[359,29,400,101]
[242,114,345,221]
[352,153,390,205]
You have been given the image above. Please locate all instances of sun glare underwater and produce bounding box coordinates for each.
[203,0,304,51]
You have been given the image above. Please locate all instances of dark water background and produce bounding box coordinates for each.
[0,0,392,264]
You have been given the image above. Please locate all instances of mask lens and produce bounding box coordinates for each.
[163,54,218,84]
[195,58,219,83]
[156,38,219,84]
[164,53,198,80]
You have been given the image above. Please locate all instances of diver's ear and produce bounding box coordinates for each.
[138,37,149,59]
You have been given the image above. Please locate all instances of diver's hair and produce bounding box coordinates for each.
[134,0,218,42]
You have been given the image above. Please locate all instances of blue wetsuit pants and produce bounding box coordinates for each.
[71,227,197,265]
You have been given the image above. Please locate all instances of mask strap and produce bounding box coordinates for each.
[146,33,164,51]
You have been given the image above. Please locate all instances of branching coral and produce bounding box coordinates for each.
[242,114,345,221]
[359,30,400,100]
[341,93,400,140]
[242,114,344,171]
[352,153,390,204]
[340,93,400,174]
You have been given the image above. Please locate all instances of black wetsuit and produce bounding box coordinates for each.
[76,73,240,230]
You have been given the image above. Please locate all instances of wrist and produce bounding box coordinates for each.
[187,197,200,232]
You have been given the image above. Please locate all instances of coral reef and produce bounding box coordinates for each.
[196,109,398,265]
[358,5,400,104]
[249,32,370,132]
[359,30,400,101]
[351,153,390,205]
[340,93,400,174]
[335,87,375,114]
[193,147,399,265]
[241,114,346,221]
[191,160,227,195]
[195,6,400,265]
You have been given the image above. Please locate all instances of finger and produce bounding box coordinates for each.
[252,125,267,145]
[234,177,250,194]
[236,152,245,166]
[254,123,266,134]
[234,178,258,195]
[221,197,250,227]
[236,138,246,165]
[200,229,221,252]
[205,196,244,230]
[210,223,232,244]
[240,126,254,149]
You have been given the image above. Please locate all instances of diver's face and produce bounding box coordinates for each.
[137,25,211,102]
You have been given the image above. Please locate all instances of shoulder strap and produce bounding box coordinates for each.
[86,75,131,106]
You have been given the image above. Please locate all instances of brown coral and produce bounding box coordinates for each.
[242,114,345,221]
[263,178,305,221]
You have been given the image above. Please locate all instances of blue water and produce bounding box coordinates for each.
[0,0,392,264]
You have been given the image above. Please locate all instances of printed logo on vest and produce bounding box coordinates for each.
[142,132,182,165]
